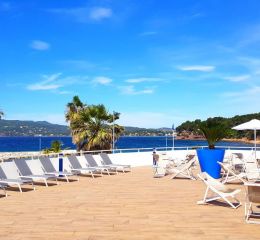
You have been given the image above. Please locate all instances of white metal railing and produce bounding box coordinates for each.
[0,145,259,162]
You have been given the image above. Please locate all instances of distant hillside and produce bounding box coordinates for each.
[176,112,260,140]
[123,126,172,136]
[0,120,173,137]
[0,120,70,136]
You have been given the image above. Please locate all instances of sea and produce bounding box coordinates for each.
[0,136,258,152]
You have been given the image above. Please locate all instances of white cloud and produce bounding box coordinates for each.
[92,76,112,85]
[27,73,62,90]
[119,85,154,95]
[60,60,96,70]
[27,73,88,92]
[117,111,184,128]
[224,75,251,82]
[0,2,11,11]
[125,77,162,83]
[9,113,67,125]
[48,6,112,23]
[89,7,112,21]
[178,65,215,72]
[30,40,50,51]
[223,86,260,99]
[139,31,157,37]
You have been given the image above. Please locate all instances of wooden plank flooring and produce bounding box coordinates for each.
[0,167,259,239]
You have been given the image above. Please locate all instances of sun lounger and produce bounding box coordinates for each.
[14,158,58,187]
[66,155,102,178]
[39,156,78,182]
[245,182,260,224]
[0,161,35,192]
[171,158,196,180]
[218,161,246,184]
[99,153,131,172]
[197,172,241,209]
[243,159,260,182]
[83,154,116,175]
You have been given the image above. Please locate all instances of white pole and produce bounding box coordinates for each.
[172,123,175,150]
[112,111,115,153]
[39,134,42,152]
[254,129,256,159]
[166,134,167,151]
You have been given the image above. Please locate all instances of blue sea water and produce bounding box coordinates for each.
[0,136,258,152]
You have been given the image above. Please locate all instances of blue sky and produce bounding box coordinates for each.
[1,0,260,128]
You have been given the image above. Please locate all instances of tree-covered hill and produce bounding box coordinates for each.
[0,120,172,136]
[176,112,260,140]
[0,120,70,136]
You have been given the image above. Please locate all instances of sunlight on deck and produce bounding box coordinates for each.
[0,167,259,240]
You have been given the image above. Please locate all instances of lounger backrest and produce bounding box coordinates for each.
[14,159,33,176]
[25,159,45,175]
[84,154,98,167]
[244,160,260,180]
[100,153,113,165]
[67,155,82,169]
[199,172,229,193]
[0,166,7,179]
[247,185,260,203]
[1,161,20,179]
[39,156,56,172]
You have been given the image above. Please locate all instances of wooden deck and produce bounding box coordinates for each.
[0,167,259,240]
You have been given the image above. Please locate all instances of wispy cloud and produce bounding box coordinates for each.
[59,60,96,70]
[139,31,157,37]
[92,76,112,85]
[224,75,251,82]
[30,40,50,51]
[89,7,112,21]
[118,111,185,128]
[119,85,154,95]
[125,77,162,83]
[177,65,215,72]
[27,73,88,92]
[0,2,11,11]
[48,6,113,23]
[27,73,62,90]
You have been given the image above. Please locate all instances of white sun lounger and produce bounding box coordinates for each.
[83,154,116,175]
[171,158,196,180]
[197,172,241,209]
[0,161,35,193]
[218,161,246,184]
[39,156,78,182]
[245,182,260,224]
[100,153,131,172]
[66,155,102,178]
[243,159,260,182]
[14,159,58,187]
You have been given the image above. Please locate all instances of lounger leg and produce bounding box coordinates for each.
[18,184,22,193]
[65,175,69,183]
[106,169,110,176]
[44,179,48,187]
[3,188,7,197]
[32,182,35,191]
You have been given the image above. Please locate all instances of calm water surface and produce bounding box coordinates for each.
[0,136,258,152]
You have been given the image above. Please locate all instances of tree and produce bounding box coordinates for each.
[0,110,4,120]
[43,140,63,154]
[198,120,228,149]
[66,97,124,151]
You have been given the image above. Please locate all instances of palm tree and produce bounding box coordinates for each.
[65,96,85,122]
[66,97,124,151]
[0,110,4,120]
